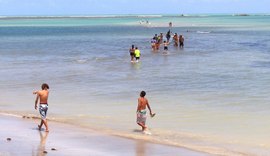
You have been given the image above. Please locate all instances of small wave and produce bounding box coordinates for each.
[94,56,112,62]
[111,130,251,156]
[0,112,23,118]
[197,31,211,34]
[75,59,88,64]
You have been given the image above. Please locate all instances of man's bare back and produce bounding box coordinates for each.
[137,97,149,111]
[37,90,49,104]
[136,91,155,133]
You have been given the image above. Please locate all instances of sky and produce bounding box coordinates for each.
[0,0,269,16]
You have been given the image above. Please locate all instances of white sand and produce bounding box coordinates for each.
[0,114,209,156]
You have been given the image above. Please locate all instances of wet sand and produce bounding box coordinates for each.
[0,114,209,156]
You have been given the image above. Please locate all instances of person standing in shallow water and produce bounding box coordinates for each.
[129,45,135,62]
[33,83,50,132]
[173,33,178,47]
[136,91,155,133]
[179,35,184,48]
[169,22,172,27]
[163,41,169,52]
[134,47,141,62]
[166,30,171,42]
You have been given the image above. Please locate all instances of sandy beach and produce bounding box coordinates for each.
[0,114,208,156]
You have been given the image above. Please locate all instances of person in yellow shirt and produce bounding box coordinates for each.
[134,47,141,62]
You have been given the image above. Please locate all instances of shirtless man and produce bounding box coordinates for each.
[179,35,184,48]
[129,45,135,62]
[33,83,50,132]
[173,33,178,47]
[163,41,169,51]
[136,91,155,132]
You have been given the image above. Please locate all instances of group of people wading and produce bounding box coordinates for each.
[129,29,185,62]
[151,29,185,51]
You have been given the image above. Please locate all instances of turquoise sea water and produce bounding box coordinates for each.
[1,14,270,155]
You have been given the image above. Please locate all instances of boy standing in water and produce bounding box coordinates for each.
[163,41,169,51]
[33,83,50,132]
[134,47,141,62]
[136,91,155,133]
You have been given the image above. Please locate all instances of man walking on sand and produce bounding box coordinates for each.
[136,91,155,134]
[33,83,50,132]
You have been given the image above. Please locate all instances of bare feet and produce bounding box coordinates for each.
[143,131,152,135]
[142,128,152,135]
[38,125,41,131]
[142,126,148,131]
[45,129,49,132]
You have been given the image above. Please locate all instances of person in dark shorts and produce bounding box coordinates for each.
[163,41,168,51]
[179,35,184,48]
[134,47,141,62]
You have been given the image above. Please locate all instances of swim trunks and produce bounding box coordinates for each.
[39,104,48,119]
[164,46,168,50]
[137,109,147,124]
[180,42,184,47]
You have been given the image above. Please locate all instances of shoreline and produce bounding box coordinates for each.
[0,114,208,156]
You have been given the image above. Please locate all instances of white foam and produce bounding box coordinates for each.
[197,31,211,34]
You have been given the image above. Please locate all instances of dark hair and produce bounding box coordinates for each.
[132,45,134,48]
[140,91,146,97]
[41,83,49,90]
[135,47,138,49]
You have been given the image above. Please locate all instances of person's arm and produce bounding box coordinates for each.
[136,98,140,113]
[146,99,153,116]
[35,92,40,110]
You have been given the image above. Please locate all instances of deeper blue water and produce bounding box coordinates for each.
[0,15,270,155]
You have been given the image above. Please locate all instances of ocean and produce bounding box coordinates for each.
[0,14,270,155]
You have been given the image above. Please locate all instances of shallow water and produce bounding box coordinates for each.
[1,15,270,155]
